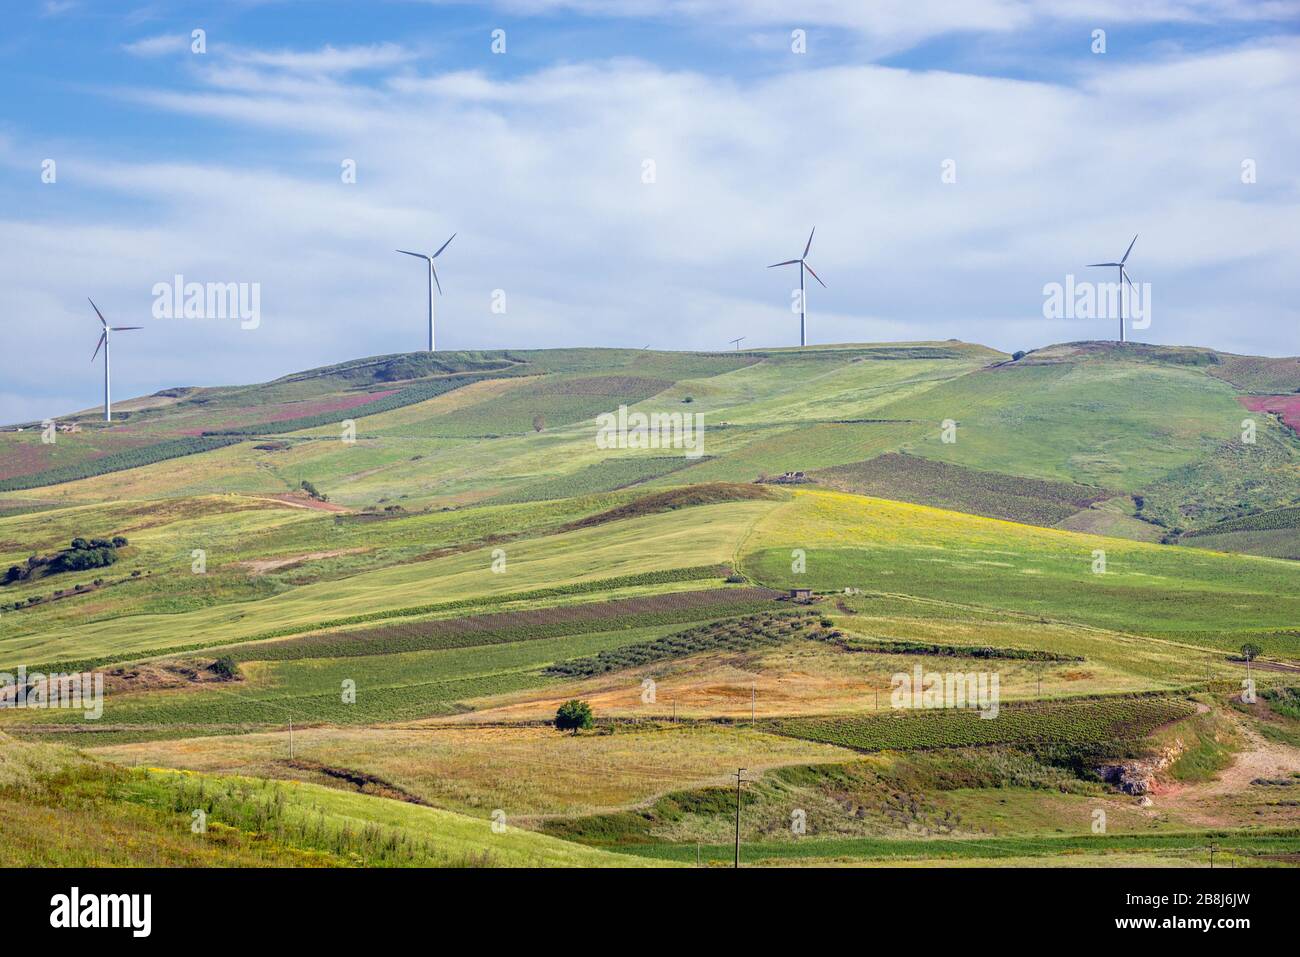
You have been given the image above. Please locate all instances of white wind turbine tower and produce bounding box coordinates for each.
[768,227,826,347]
[1087,233,1140,343]
[397,233,456,351]
[88,299,142,423]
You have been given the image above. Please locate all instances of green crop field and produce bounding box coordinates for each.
[766,694,1197,753]
[3,340,1299,869]
[810,452,1117,527]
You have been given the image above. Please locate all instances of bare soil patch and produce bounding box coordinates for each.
[239,547,369,575]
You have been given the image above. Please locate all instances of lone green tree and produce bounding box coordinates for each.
[1240,643,1262,663]
[555,699,593,735]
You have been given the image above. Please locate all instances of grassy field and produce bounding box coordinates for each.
[612,829,1300,866]
[1,499,772,665]
[739,490,1300,654]
[0,733,645,866]
[93,724,851,817]
[3,341,1298,868]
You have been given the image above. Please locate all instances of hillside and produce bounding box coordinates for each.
[2,339,1299,868]
[4,339,1296,547]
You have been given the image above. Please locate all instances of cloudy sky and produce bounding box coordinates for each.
[1,0,1297,422]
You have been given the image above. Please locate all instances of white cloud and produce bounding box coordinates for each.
[230,43,416,75]
[421,0,1300,52]
[122,34,191,58]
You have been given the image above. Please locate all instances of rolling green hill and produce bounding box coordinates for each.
[2,339,1299,868]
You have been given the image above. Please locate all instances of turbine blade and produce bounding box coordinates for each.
[803,227,815,259]
[111,326,143,331]
[91,332,105,363]
[432,232,456,259]
[803,261,827,288]
[431,264,442,295]
[768,260,800,268]
[87,297,107,327]
[396,249,429,260]
[1121,233,1138,264]
[1086,262,1120,267]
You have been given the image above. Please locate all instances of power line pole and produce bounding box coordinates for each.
[1209,843,1218,869]
[751,683,756,725]
[734,768,747,869]
[289,716,294,760]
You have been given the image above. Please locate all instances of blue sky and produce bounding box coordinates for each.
[1,0,1298,422]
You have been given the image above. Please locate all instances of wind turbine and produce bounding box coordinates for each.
[397,233,455,351]
[88,299,141,423]
[768,227,825,347]
[1087,234,1139,343]
[729,336,746,350]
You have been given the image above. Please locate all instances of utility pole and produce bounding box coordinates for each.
[1209,843,1218,869]
[289,716,294,760]
[751,683,756,725]
[734,768,747,868]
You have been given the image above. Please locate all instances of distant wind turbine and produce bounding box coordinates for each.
[397,233,455,351]
[768,227,825,347]
[1087,234,1140,343]
[88,299,142,423]
[729,336,746,350]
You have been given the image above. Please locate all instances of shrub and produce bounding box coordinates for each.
[49,545,116,574]
[300,480,328,502]
[209,656,241,680]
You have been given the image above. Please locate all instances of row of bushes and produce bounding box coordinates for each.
[545,610,820,678]
[814,631,1084,662]
[4,536,129,585]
